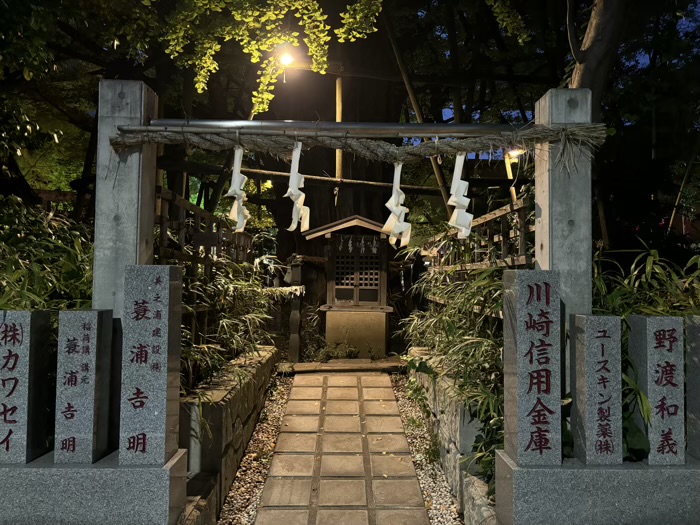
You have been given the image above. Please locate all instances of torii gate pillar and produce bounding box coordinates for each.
[93,80,158,319]
[535,88,593,390]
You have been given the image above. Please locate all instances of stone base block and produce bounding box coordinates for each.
[436,377,480,457]
[462,475,496,525]
[325,310,388,358]
[0,449,187,525]
[440,442,467,508]
[496,450,700,525]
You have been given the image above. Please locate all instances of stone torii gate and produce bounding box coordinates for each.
[87,79,595,525]
[95,79,595,377]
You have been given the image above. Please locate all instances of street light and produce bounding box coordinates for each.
[280,52,294,66]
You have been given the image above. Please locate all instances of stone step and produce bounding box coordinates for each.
[282,357,405,375]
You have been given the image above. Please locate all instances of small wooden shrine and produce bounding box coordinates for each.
[303,215,392,358]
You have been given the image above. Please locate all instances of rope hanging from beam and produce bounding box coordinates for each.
[111,123,607,165]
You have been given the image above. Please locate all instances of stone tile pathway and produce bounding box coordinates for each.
[255,373,430,525]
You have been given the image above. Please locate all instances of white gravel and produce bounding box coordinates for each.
[392,374,463,525]
[217,374,293,525]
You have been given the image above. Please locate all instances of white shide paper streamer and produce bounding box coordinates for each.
[284,141,310,232]
[224,145,251,232]
[381,162,411,247]
[447,152,473,239]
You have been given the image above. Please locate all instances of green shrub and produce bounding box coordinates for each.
[0,196,92,311]
[402,249,700,486]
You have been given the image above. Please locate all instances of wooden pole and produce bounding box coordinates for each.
[336,76,343,180]
[383,14,452,217]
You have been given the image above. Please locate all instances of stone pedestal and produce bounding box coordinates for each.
[120,265,182,466]
[572,315,622,464]
[503,270,562,466]
[629,315,685,465]
[324,308,389,358]
[0,450,187,525]
[496,451,700,525]
[55,310,112,464]
[0,311,53,464]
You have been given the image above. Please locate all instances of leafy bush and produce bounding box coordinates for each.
[593,250,700,458]
[180,256,280,393]
[0,196,92,311]
[402,249,700,486]
[402,267,505,484]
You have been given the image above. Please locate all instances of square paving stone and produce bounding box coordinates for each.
[276,433,318,453]
[260,479,312,506]
[364,400,400,415]
[370,454,416,477]
[322,433,363,453]
[373,479,424,506]
[361,387,395,400]
[375,509,429,525]
[287,400,322,415]
[281,415,320,433]
[365,416,404,433]
[316,509,369,525]
[289,387,323,399]
[360,375,392,387]
[325,400,360,414]
[367,434,410,453]
[327,376,359,387]
[327,387,359,400]
[256,509,309,525]
[268,454,315,476]
[324,415,361,433]
[318,479,367,506]
[294,375,324,386]
[320,454,365,476]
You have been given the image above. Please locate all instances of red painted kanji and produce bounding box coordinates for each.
[131,300,151,321]
[60,437,76,453]
[127,388,149,409]
[654,328,678,353]
[526,282,551,306]
[126,433,147,453]
[0,377,18,398]
[0,323,22,346]
[61,403,77,420]
[130,344,149,365]
[654,361,679,388]
[1,349,19,372]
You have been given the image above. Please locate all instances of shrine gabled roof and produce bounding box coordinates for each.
[303,215,385,240]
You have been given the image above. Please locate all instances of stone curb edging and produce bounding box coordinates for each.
[178,346,280,525]
[409,349,496,525]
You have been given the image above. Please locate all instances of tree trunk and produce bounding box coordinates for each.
[568,0,626,121]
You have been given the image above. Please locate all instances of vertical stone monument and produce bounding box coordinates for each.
[55,310,112,463]
[503,269,561,465]
[120,265,182,465]
[572,315,622,464]
[629,315,685,465]
[687,316,700,459]
[0,311,52,464]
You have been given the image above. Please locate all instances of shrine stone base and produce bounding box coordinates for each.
[0,449,187,525]
[324,308,389,358]
[496,450,700,525]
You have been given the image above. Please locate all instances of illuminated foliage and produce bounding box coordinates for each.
[155,0,384,114]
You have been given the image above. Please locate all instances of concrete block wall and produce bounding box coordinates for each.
[179,346,280,525]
